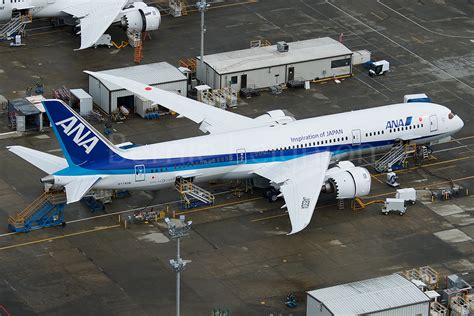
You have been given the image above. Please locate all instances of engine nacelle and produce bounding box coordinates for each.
[254,109,296,125]
[322,162,371,199]
[121,3,161,32]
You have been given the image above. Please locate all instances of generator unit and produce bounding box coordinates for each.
[368,60,389,76]
[277,41,289,53]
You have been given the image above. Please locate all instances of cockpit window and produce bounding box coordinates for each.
[448,111,456,119]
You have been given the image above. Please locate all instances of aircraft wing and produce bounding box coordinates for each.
[85,71,263,134]
[254,151,331,234]
[63,0,128,50]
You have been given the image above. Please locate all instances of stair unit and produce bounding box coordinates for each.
[175,177,214,208]
[374,142,417,173]
[0,11,32,40]
[8,191,67,232]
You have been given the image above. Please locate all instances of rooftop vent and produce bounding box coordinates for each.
[276,41,289,53]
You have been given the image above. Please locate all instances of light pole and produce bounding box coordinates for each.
[196,0,210,82]
[165,216,192,316]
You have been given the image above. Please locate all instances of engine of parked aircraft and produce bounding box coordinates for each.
[322,161,371,199]
[121,2,161,32]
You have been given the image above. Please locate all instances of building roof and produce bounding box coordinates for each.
[9,98,41,116]
[70,89,92,100]
[201,37,352,75]
[307,274,429,314]
[94,62,187,91]
[25,95,47,113]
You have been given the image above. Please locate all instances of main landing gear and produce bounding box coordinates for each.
[264,187,280,202]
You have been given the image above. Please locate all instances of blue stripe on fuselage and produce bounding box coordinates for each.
[53,133,446,177]
[53,139,390,176]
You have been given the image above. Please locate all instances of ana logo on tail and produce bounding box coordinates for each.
[55,116,99,154]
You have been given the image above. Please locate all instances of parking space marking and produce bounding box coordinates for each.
[325,0,473,90]
[373,155,474,178]
[175,197,263,216]
[0,225,120,251]
[252,175,474,223]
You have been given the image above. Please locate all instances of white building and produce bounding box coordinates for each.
[196,37,353,91]
[307,274,430,316]
[88,62,187,114]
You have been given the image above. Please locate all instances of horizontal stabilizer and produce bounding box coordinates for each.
[64,176,102,204]
[7,146,68,174]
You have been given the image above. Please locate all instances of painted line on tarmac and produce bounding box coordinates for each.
[175,197,263,216]
[0,225,120,251]
[251,175,474,223]
[366,175,474,200]
[373,155,474,178]
[0,190,235,238]
[325,0,473,90]
[251,204,336,223]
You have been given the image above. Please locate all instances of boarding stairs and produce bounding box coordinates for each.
[374,142,416,173]
[0,11,32,40]
[175,177,215,207]
[8,191,67,232]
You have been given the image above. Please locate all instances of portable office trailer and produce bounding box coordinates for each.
[88,62,187,114]
[307,274,430,316]
[8,98,43,132]
[70,89,93,116]
[196,37,353,91]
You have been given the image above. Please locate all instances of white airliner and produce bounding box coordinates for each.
[0,0,160,49]
[7,72,464,234]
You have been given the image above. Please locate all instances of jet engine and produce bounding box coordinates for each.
[120,2,161,32]
[254,110,296,125]
[322,161,371,199]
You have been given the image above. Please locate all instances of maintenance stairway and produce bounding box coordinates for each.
[175,177,215,207]
[8,191,67,232]
[375,143,417,173]
[0,12,32,40]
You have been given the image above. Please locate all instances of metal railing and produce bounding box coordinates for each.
[0,12,32,39]
[8,191,66,227]
[375,143,416,173]
[175,177,215,205]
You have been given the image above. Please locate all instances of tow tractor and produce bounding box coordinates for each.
[367,60,390,76]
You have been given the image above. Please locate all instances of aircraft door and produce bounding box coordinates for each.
[236,148,246,164]
[429,115,438,132]
[135,164,145,182]
[351,129,361,145]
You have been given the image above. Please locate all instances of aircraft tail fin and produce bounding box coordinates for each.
[42,100,121,166]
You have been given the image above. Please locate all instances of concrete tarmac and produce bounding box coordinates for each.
[0,0,473,315]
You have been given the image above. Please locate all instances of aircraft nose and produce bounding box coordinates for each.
[458,116,464,129]
[455,115,464,132]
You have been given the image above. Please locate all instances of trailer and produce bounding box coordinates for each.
[382,198,406,215]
